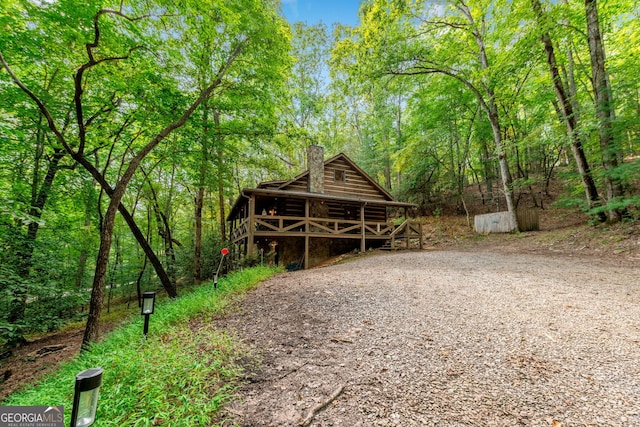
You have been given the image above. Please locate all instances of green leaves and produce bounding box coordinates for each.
[0,0,292,345]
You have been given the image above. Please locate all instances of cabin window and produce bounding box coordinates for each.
[334,169,346,182]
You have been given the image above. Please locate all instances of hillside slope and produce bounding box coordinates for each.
[421,206,639,266]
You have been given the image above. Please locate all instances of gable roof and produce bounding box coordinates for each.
[276,152,395,201]
[257,180,287,189]
[227,152,415,221]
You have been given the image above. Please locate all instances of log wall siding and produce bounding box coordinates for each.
[284,199,305,217]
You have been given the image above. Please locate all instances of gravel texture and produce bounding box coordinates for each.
[218,249,640,427]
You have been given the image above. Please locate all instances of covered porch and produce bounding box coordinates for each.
[228,188,422,269]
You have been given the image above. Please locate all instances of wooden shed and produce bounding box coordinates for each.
[227,146,422,269]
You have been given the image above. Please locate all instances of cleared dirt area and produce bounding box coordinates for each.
[217,247,640,426]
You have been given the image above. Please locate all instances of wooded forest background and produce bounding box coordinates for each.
[1,0,638,348]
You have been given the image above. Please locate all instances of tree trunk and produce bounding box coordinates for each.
[383,148,392,191]
[7,148,66,342]
[161,167,179,285]
[531,0,606,222]
[75,248,89,288]
[194,103,210,285]
[214,110,227,241]
[481,139,494,204]
[473,12,516,225]
[395,93,403,189]
[139,166,180,289]
[75,177,98,288]
[133,206,152,308]
[459,2,517,230]
[107,234,122,314]
[487,105,518,229]
[118,202,177,297]
[154,207,178,285]
[82,198,119,347]
[217,171,226,241]
[194,186,204,285]
[585,0,626,221]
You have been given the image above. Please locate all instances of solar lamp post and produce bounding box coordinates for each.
[141,291,156,337]
[70,367,103,427]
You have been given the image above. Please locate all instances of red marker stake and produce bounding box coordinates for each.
[214,248,229,290]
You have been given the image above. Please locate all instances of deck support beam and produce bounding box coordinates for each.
[360,204,366,253]
[304,199,310,270]
[247,195,255,257]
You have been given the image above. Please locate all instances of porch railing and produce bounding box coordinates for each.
[230,215,415,242]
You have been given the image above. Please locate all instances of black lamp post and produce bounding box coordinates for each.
[70,367,103,427]
[141,291,156,337]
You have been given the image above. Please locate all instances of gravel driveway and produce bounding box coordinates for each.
[218,249,640,426]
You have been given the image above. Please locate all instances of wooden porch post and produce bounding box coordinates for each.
[304,199,310,269]
[360,203,366,253]
[247,195,255,257]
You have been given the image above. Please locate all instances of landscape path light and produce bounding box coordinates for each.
[70,367,103,427]
[214,247,229,290]
[141,291,156,337]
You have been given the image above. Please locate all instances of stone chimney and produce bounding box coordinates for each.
[307,145,324,194]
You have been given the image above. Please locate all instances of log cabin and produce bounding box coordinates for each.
[227,146,422,269]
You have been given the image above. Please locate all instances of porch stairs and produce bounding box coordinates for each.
[379,220,424,251]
